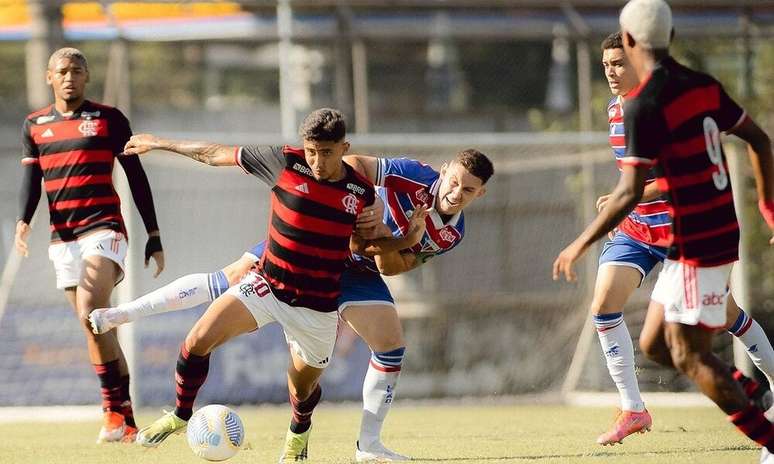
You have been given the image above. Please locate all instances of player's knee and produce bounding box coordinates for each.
[185,329,215,355]
[669,345,698,376]
[371,333,405,352]
[288,381,317,401]
[589,297,617,316]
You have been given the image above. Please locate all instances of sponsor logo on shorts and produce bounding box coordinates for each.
[239,283,256,297]
[320,357,329,365]
[702,293,725,306]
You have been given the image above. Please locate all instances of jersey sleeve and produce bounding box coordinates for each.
[110,109,133,156]
[236,145,285,187]
[245,241,266,262]
[20,118,39,166]
[715,82,746,134]
[375,157,439,193]
[622,97,665,167]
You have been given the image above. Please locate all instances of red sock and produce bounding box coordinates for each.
[93,360,122,414]
[289,385,322,434]
[729,405,774,451]
[173,344,210,421]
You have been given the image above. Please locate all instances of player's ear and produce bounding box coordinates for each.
[45,69,53,86]
[625,31,636,49]
[342,140,350,154]
[476,186,487,199]
[85,69,90,83]
[440,162,448,176]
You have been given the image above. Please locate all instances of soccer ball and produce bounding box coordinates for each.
[186,405,245,461]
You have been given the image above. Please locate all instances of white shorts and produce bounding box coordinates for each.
[48,229,127,290]
[226,271,338,369]
[651,259,734,329]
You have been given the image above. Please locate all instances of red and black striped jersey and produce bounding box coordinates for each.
[21,101,132,242]
[622,57,747,267]
[236,145,375,312]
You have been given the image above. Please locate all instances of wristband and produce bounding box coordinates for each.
[145,235,163,261]
[759,199,774,229]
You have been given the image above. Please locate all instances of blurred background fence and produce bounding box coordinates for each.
[0,1,773,408]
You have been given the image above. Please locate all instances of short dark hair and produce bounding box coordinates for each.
[456,149,494,184]
[601,32,623,51]
[299,108,346,142]
[48,47,88,70]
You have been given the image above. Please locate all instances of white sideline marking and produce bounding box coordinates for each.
[565,391,715,407]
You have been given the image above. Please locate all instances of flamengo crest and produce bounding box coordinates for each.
[342,193,359,214]
[78,119,99,136]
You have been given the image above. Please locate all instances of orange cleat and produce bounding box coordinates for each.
[121,425,138,443]
[596,409,652,445]
[96,411,126,444]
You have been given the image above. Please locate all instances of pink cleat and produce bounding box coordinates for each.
[596,409,652,445]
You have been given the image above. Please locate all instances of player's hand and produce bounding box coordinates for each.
[123,134,163,156]
[356,197,384,231]
[144,235,164,277]
[14,220,31,257]
[405,205,430,245]
[596,193,612,212]
[552,241,585,282]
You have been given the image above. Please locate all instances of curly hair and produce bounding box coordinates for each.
[299,108,347,142]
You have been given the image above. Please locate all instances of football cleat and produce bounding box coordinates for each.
[596,408,652,445]
[278,427,311,462]
[88,307,129,335]
[355,440,411,462]
[121,425,138,443]
[96,411,126,444]
[136,410,187,448]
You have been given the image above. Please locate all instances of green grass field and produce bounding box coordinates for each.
[0,403,760,464]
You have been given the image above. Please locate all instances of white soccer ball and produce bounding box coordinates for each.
[186,405,245,461]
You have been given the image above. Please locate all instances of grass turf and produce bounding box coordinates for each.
[0,403,759,463]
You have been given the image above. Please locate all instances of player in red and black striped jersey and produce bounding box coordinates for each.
[124,109,418,461]
[554,0,774,457]
[14,48,164,443]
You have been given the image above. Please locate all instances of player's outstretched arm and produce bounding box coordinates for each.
[123,134,238,167]
[351,205,429,256]
[553,165,647,282]
[729,118,774,244]
[343,154,379,184]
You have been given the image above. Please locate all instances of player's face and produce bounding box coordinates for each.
[602,47,637,97]
[302,139,349,181]
[436,161,486,215]
[47,57,88,104]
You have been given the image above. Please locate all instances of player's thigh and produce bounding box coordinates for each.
[76,255,119,317]
[341,304,404,352]
[590,264,642,315]
[185,294,258,355]
[286,352,325,400]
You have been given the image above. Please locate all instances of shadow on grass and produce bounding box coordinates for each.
[411,444,759,461]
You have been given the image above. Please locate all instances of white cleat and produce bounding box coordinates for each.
[761,446,774,464]
[88,307,129,334]
[355,441,411,462]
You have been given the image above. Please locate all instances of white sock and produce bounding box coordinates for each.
[359,347,405,450]
[593,313,645,412]
[729,309,774,388]
[119,271,228,322]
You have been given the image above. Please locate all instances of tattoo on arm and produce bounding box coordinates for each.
[167,140,235,166]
